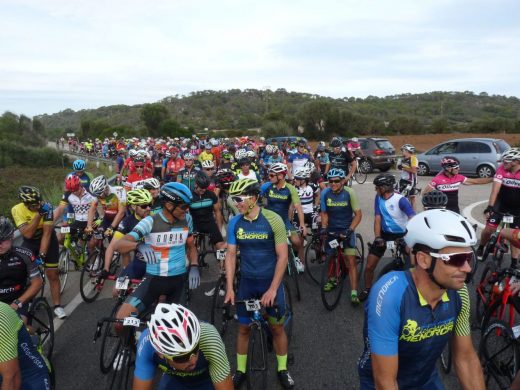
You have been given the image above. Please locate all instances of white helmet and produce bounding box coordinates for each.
[143,177,161,190]
[210,138,219,146]
[137,149,147,157]
[269,163,288,174]
[148,303,200,357]
[89,175,108,197]
[265,144,274,154]
[235,149,247,160]
[405,209,477,250]
[401,144,416,154]
[351,137,358,142]
[303,160,315,171]
[246,150,256,158]
[129,149,138,157]
[183,153,195,160]
[501,148,520,162]
[294,167,312,179]
[201,160,215,168]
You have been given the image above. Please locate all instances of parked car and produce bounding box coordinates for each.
[265,136,308,146]
[356,137,396,173]
[416,138,510,178]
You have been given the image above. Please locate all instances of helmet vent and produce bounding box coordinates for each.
[460,220,473,240]
[423,216,431,229]
[443,235,466,243]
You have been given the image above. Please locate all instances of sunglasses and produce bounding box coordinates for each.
[166,345,199,363]
[138,204,152,209]
[429,251,473,268]
[231,195,253,204]
[446,165,459,169]
[268,173,278,178]
[135,165,144,169]
[503,159,514,164]
[329,179,342,183]
[175,203,190,210]
[204,168,215,171]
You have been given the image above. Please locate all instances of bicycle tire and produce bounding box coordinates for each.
[80,251,103,303]
[320,251,345,311]
[481,294,520,336]
[479,319,520,389]
[354,170,367,184]
[246,323,268,390]
[439,337,452,374]
[286,251,301,301]
[109,251,121,275]
[100,301,123,374]
[304,237,325,285]
[107,345,133,390]
[475,262,497,326]
[355,233,365,288]
[28,297,55,360]
[58,248,69,294]
[282,281,293,346]
[210,277,232,336]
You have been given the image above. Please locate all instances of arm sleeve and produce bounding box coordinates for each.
[454,285,471,337]
[0,306,23,362]
[288,184,300,205]
[133,330,159,381]
[259,182,271,197]
[346,187,360,211]
[398,197,416,218]
[374,196,381,216]
[226,216,238,245]
[199,323,231,384]
[264,210,288,245]
[22,253,41,280]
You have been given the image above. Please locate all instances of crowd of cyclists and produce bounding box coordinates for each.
[2,132,520,389]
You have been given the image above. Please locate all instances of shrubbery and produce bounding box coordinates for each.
[0,140,69,168]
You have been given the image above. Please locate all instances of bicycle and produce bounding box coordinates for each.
[235,283,293,390]
[27,296,55,360]
[79,228,121,303]
[479,319,520,389]
[304,227,327,285]
[481,212,516,268]
[286,239,302,302]
[57,224,90,293]
[193,231,216,269]
[353,157,368,184]
[374,237,411,280]
[209,251,238,336]
[320,231,365,310]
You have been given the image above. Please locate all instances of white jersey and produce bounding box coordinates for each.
[61,190,96,222]
[237,171,258,182]
[297,184,318,214]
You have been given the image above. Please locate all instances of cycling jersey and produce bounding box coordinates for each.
[67,171,94,191]
[287,152,312,173]
[190,190,218,226]
[11,203,53,241]
[163,158,185,180]
[0,302,50,389]
[400,156,418,185]
[0,247,40,303]
[227,208,286,279]
[375,193,415,234]
[265,155,285,166]
[60,190,96,222]
[297,183,318,214]
[177,167,200,191]
[358,270,470,389]
[129,211,193,277]
[313,151,330,173]
[320,186,360,232]
[260,182,300,223]
[95,186,126,221]
[428,172,467,213]
[328,151,353,173]
[494,164,520,214]
[198,151,214,163]
[125,172,153,190]
[237,170,259,182]
[135,322,230,388]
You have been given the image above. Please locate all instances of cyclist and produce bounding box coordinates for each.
[198,143,215,165]
[224,178,295,389]
[141,177,162,215]
[11,186,66,319]
[236,158,260,182]
[359,173,415,302]
[70,159,94,191]
[162,148,185,183]
[292,167,320,229]
[0,217,42,321]
[133,302,232,390]
[177,153,200,192]
[86,175,127,240]
[260,163,306,273]
[125,157,153,191]
[347,137,364,159]
[320,168,363,305]
[0,302,51,389]
[422,156,492,213]
[476,147,520,259]
[313,143,330,177]
[397,144,418,210]
[328,138,356,185]
[358,209,484,389]
[287,140,313,181]
[112,183,199,323]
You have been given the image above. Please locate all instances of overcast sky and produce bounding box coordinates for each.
[1,0,519,116]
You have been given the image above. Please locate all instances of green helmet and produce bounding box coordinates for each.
[127,189,153,205]
[229,178,260,196]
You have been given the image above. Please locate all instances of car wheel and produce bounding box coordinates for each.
[359,159,373,173]
[477,164,495,178]
[417,163,429,176]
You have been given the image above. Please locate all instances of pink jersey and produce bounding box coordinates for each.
[494,165,520,211]
[429,172,467,193]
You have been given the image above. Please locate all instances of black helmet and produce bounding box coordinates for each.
[422,190,448,209]
[330,139,342,148]
[18,186,42,204]
[373,173,396,187]
[195,172,210,189]
[0,216,15,241]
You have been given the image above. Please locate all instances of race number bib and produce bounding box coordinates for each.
[328,239,339,249]
[60,226,71,234]
[503,215,514,224]
[115,277,130,290]
[123,317,140,327]
[386,241,395,250]
[245,300,262,312]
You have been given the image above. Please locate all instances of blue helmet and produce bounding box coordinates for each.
[73,159,86,171]
[327,168,345,179]
[160,182,192,205]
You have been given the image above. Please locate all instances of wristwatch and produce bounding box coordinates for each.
[13,299,23,308]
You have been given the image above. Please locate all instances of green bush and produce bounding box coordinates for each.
[0,141,69,168]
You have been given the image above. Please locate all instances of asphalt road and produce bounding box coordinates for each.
[47,172,495,389]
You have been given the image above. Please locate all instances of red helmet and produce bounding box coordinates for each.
[65,175,81,192]
[440,156,460,169]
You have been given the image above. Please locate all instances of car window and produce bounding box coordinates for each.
[494,140,510,153]
[360,140,370,149]
[435,142,457,154]
[375,140,393,150]
[456,142,489,153]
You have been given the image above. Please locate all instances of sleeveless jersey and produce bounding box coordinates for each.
[374,193,415,234]
[320,186,360,232]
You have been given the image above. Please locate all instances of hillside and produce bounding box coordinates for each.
[35,89,520,139]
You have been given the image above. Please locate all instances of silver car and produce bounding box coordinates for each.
[416,138,510,178]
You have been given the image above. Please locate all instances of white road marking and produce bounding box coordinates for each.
[53,283,95,332]
[462,200,487,230]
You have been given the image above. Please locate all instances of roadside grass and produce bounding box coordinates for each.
[0,164,117,217]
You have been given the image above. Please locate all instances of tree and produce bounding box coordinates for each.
[140,103,170,136]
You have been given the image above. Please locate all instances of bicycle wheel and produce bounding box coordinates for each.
[439,337,452,374]
[109,251,121,275]
[479,320,520,389]
[100,301,123,374]
[304,237,325,285]
[107,345,133,390]
[354,169,367,184]
[282,281,293,346]
[355,233,365,284]
[246,323,268,390]
[28,297,55,360]
[481,294,520,336]
[210,277,232,336]
[320,252,345,311]
[475,262,497,324]
[58,248,70,294]
[80,251,103,303]
[286,252,301,301]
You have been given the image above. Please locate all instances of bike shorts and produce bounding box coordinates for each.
[292,213,313,229]
[126,273,185,313]
[325,231,357,256]
[368,232,406,258]
[486,211,520,230]
[236,278,286,326]
[158,373,213,390]
[194,221,224,246]
[22,232,60,269]
[118,257,146,280]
